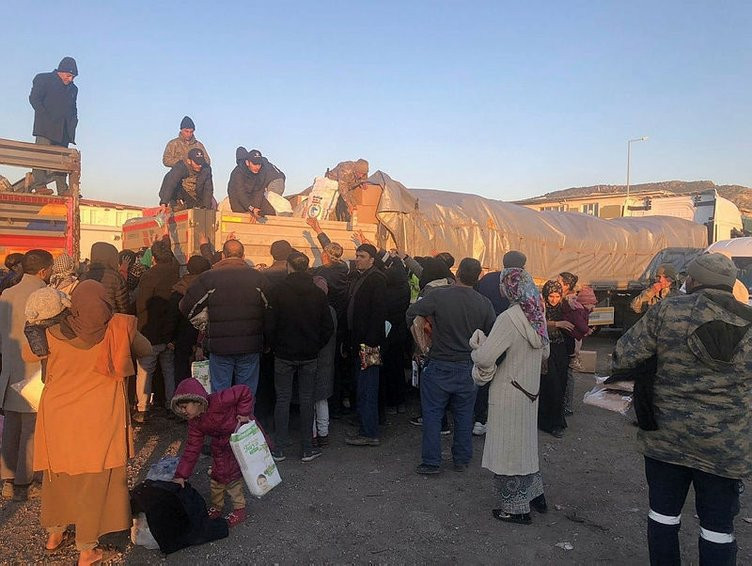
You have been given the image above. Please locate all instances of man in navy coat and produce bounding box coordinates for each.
[28,57,79,196]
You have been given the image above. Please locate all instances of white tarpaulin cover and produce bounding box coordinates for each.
[367,171,708,288]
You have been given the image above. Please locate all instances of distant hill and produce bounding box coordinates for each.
[517,180,752,215]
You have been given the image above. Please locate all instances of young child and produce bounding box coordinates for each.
[171,378,255,527]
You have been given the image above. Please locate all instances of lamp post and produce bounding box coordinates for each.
[626,136,648,204]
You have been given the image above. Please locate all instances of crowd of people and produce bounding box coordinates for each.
[2,222,752,565]
[2,55,751,566]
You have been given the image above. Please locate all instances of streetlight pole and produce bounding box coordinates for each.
[622,136,648,204]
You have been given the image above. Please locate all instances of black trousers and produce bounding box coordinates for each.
[645,456,742,566]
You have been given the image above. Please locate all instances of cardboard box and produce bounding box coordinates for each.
[579,350,597,373]
[588,306,615,326]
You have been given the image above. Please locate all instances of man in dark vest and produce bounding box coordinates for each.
[28,57,79,196]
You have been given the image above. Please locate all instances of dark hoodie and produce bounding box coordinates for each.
[82,242,132,314]
[269,271,334,360]
[227,146,285,213]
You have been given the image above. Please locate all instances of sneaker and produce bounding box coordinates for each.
[409,416,423,426]
[271,449,286,462]
[564,408,574,416]
[550,428,565,439]
[453,462,469,472]
[441,426,451,436]
[207,507,222,520]
[345,435,380,447]
[492,509,532,525]
[301,448,323,463]
[416,464,441,475]
[225,508,247,527]
[472,422,487,436]
[316,434,329,447]
[13,483,41,502]
[1,481,14,500]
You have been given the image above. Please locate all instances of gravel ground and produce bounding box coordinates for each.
[1,332,751,565]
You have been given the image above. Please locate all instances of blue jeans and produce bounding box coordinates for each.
[420,359,477,467]
[645,456,741,565]
[356,364,380,438]
[209,352,260,395]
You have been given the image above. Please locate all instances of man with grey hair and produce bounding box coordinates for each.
[613,253,752,565]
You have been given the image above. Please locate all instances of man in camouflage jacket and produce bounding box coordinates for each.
[630,263,679,314]
[613,253,752,565]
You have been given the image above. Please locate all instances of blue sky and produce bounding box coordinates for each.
[2,1,750,206]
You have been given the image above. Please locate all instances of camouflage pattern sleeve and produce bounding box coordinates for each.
[163,139,181,167]
[613,300,662,371]
[630,286,658,314]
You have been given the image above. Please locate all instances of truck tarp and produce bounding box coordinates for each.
[367,171,708,288]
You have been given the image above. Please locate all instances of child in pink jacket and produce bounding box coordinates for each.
[171,378,254,527]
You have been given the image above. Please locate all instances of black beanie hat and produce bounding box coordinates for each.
[56,57,78,76]
[180,116,195,130]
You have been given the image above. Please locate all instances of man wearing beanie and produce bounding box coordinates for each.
[27,57,79,196]
[228,148,286,216]
[613,253,752,564]
[163,116,211,168]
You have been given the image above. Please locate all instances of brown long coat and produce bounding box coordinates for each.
[33,315,151,475]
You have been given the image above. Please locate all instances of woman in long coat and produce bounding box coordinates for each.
[29,280,151,564]
[470,268,550,525]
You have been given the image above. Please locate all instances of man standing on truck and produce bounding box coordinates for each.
[631,263,679,314]
[27,57,78,196]
[228,148,285,219]
[159,148,214,211]
[162,116,211,168]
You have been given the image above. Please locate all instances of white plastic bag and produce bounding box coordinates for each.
[230,421,281,498]
[583,387,633,415]
[130,512,160,549]
[304,177,339,220]
[191,361,211,394]
[10,368,44,411]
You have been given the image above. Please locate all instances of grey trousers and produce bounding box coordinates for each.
[274,358,317,453]
[31,136,70,195]
[0,410,37,485]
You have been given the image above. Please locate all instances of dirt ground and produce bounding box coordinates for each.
[1,331,751,565]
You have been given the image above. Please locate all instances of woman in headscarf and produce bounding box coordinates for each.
[81,242,132,314]
[49,253,79,297]
[26,280,151,564]
[538,280,575,438]
[470,267,550,525]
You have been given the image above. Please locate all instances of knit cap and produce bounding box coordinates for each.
[25,287,71,323]
[180,116,195,130]
[688,253,737,289]
[56,57,78,76]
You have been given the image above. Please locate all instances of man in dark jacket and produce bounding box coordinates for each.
[134,241,180,420]
[269,252,334,463]
[227,148,285,217]
[180,240,268,395]
[28,57,78,196]
[613,253,752,565]
[345,244,387,447]
[263,240,293,291]
[406,258,496,475]
[169,255,212,386]
[159,148,214,210]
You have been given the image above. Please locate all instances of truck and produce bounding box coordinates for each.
[0,137,81,265]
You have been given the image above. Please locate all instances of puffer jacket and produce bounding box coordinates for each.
[227,148,285,213]
[173,379,254,485]
[179,258,269,355]
[613,287,752,479]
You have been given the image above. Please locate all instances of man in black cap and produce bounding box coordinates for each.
[159,147,214,210]
[162,116,211,168]
[228,148,286,218]
[27,57,79,196]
